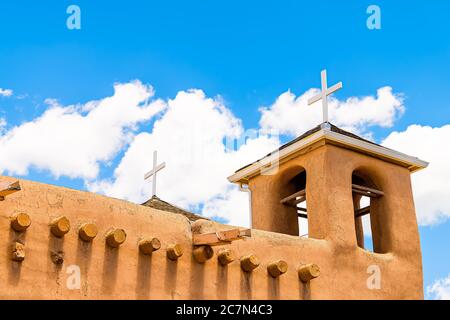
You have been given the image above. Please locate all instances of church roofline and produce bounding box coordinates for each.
[141,195,207,222]
[228,123,429,184]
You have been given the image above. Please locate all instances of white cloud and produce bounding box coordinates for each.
[333,87,404,130]
[88,89,279,227]
[0,88,13,97]
[0,81,165,179]
[201,187,252,227]
[259,86,404,137]
[427,274,450,300]
[383,124,450,225]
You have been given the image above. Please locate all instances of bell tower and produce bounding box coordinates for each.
[229,122,427,254]
[228,71,428,298]
[228,70,428,255]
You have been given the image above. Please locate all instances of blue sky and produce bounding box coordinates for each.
[1,1,450,299]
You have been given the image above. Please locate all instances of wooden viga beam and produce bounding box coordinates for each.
[297,207,308,218]
[297,206,370,219]
[280,189,306,207]
[193,228,252,246]
[0,180,21,201]
[352,184,384,198]
[355,206,371,218]
[298,213,308,219]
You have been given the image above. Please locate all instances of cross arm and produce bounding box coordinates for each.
[326,82,343,95]
[144,162,166,180]
[307,93,323,106]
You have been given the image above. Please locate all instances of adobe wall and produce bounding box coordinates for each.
[0,170,422,300]
[249,143,424,299]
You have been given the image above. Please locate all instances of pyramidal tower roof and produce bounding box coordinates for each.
[228,122,429,184]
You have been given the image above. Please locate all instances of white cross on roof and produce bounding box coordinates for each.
[307,69,343,123]
[144,150,166,197]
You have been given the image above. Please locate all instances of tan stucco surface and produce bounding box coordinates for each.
[0,142,423,300]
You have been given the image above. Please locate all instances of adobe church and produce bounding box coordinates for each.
[0,71,428,299]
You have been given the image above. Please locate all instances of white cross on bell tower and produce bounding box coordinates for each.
[307,69,343,123]
[144,150,166,197]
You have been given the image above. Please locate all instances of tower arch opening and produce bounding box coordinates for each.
[279,167,308,237]
[351,170,385,253]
